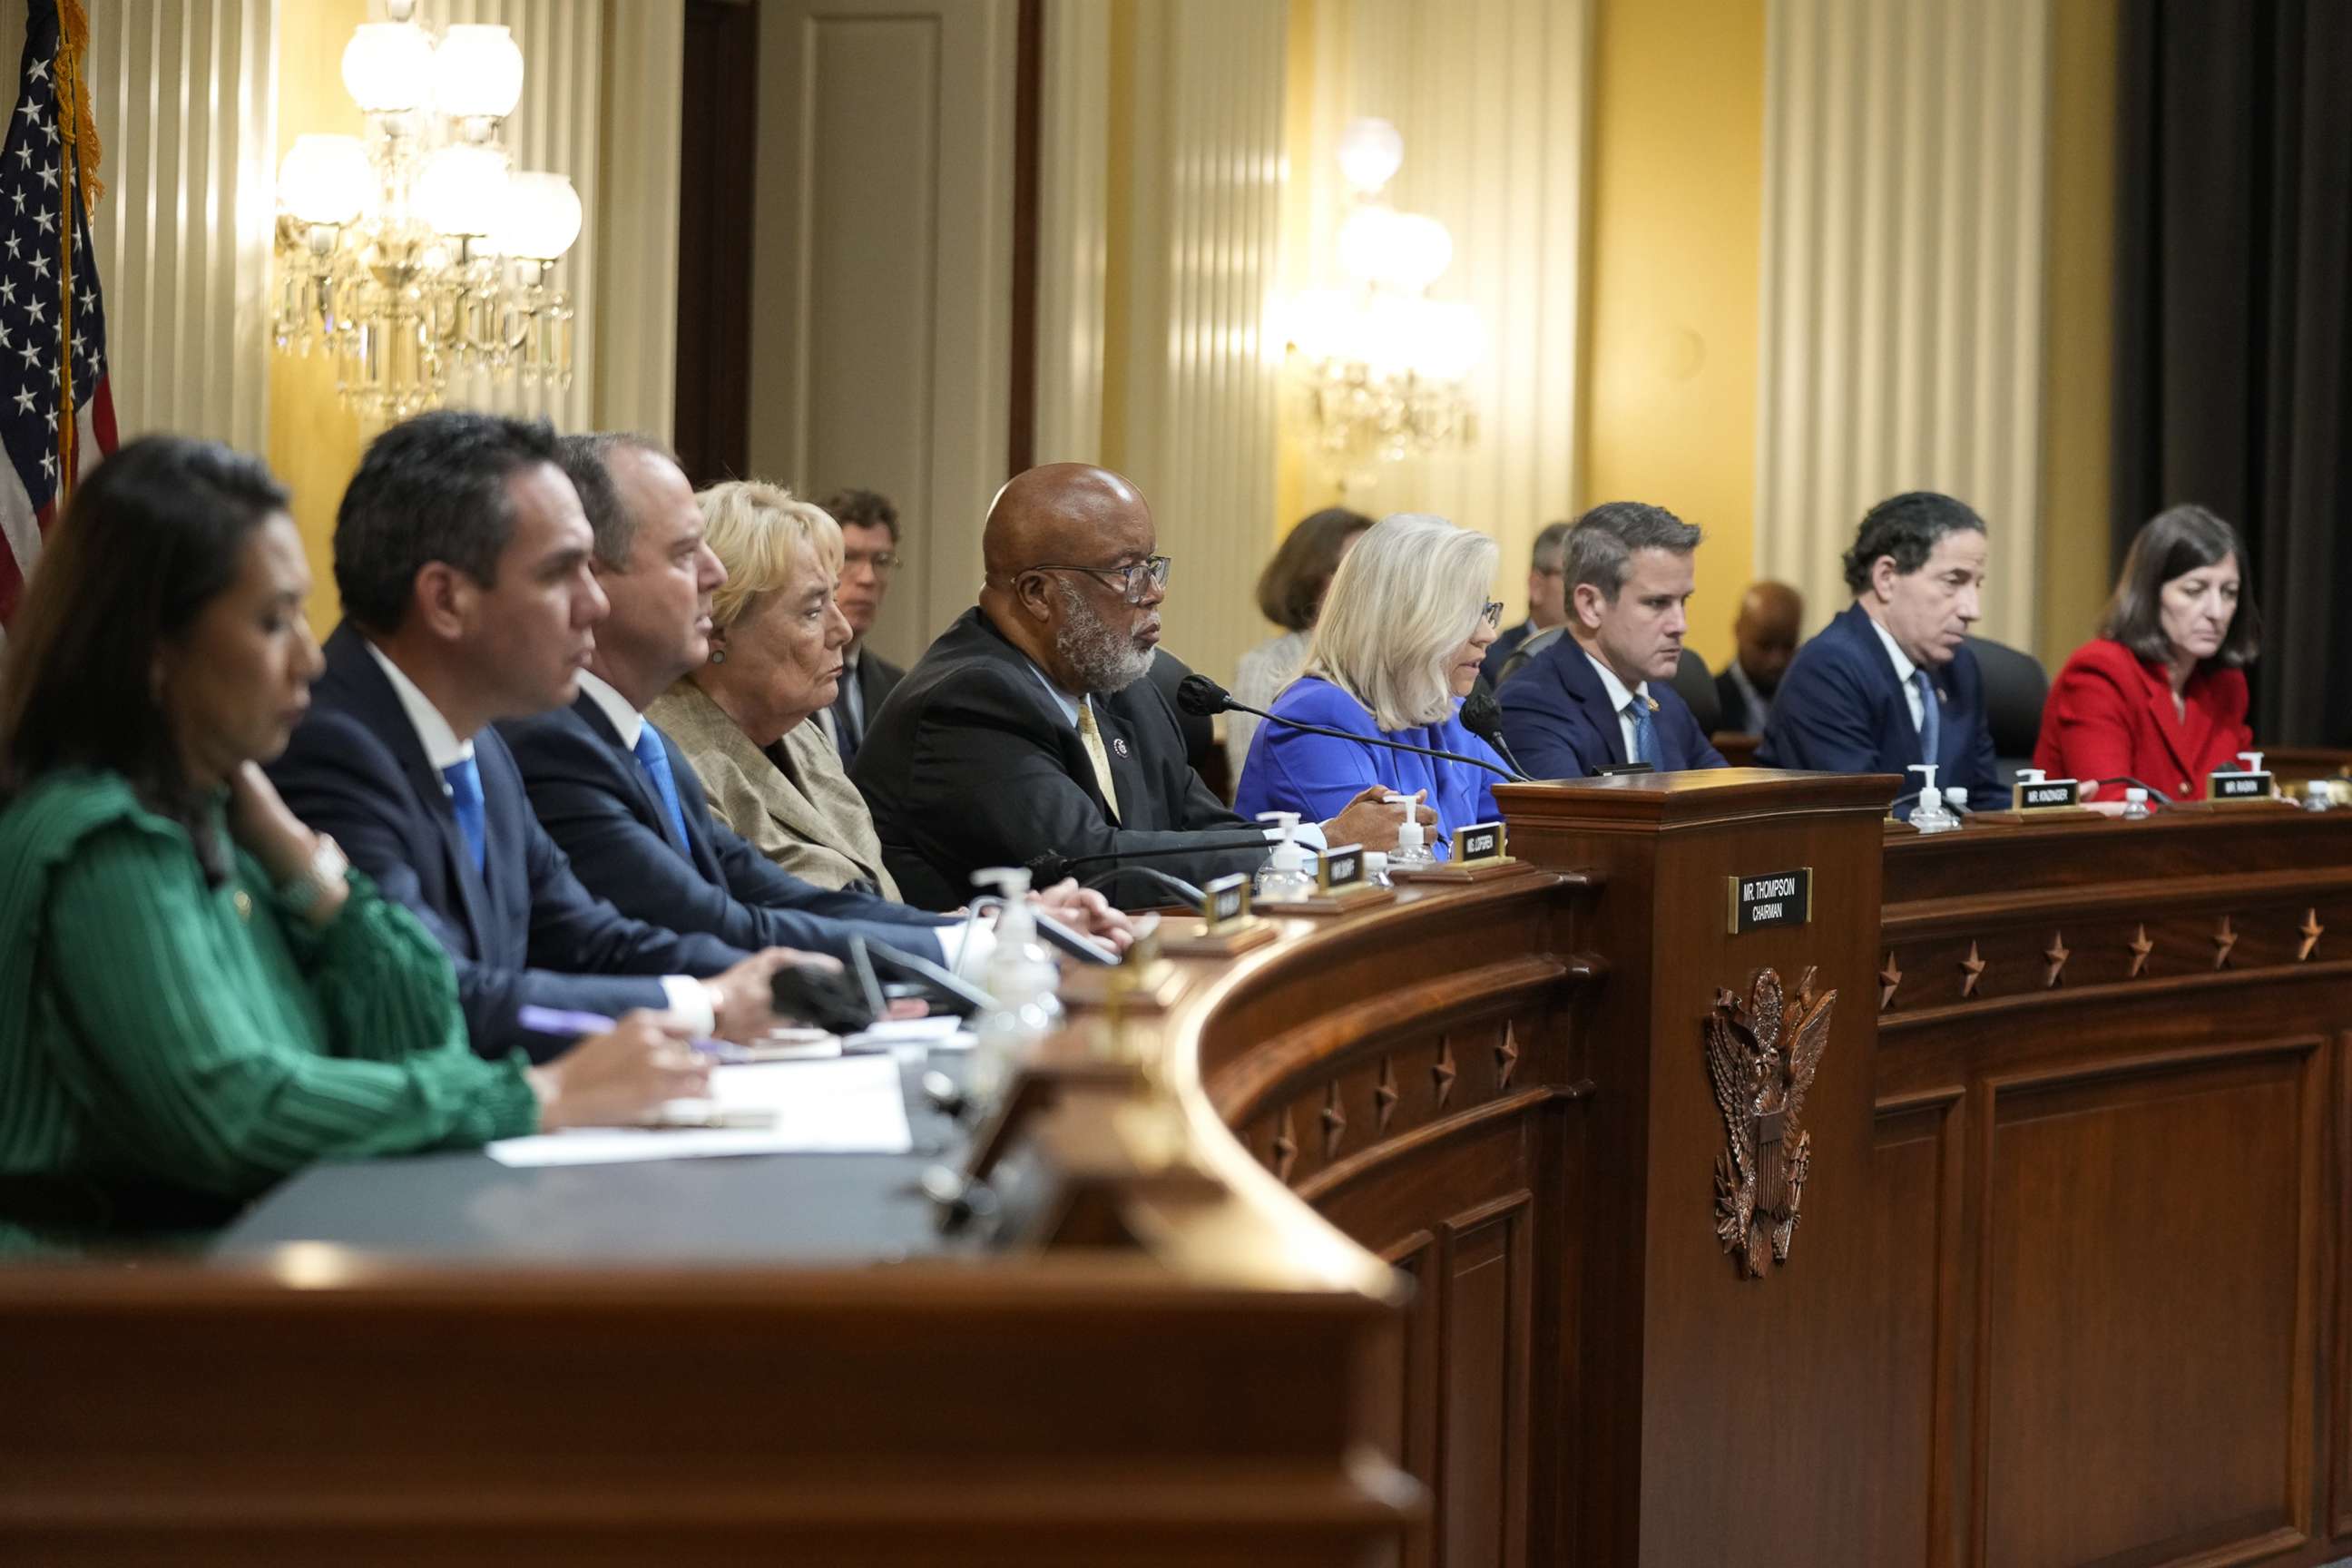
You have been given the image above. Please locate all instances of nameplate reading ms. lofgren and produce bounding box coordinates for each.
[1727,868,1813,936]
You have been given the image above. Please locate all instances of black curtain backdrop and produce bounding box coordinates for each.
[2114,0,2352,745]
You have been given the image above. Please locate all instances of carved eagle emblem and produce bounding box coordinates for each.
[1703,965,1836,1278]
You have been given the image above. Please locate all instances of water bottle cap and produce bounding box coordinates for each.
[2125,787,2147,802]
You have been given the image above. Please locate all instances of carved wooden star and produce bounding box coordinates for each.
[1319,1083,1348,1160]
[2127,925,2152,976]
[1959,940,1986,998]
[2299,908,2324,963]
[1878,951,1902,1011]
[1269,1108,1298,1182]
[1494,1023,1521,1090]
[2211,915,2238,971]
[1372,1056,1399,1132]
[1432,1037,1457,1109]
[2043,931,2070,988]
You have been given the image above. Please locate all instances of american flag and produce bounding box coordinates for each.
[0,0,115,632]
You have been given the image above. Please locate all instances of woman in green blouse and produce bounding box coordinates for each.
[0,436,706,1250]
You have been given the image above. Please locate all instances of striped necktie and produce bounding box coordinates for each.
[1076,699,1122,822]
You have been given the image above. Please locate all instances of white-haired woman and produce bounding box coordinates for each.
[1233,513,1505,853]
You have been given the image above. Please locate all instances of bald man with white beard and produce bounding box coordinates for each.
[851,463,1422,910]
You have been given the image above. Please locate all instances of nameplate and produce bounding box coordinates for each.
[2208,769,2274,802]
[1727,868,1813,936]
[1455,821,1507,864]
[1316,844,1366,895]
[1200,873,1251,933]
[2013,778,2082,811]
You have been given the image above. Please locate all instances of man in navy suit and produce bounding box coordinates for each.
[1496,503,1728,779]
[1757,490,2004,809]
[501,435,1128,965]
[270,412,820,1062]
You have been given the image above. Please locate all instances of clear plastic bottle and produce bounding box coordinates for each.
[1388,814,1436,869]
[965,867,1064,1108]
[1254,811,1318,902]
[1906,763,1960,833]
[2120,787,2153,821]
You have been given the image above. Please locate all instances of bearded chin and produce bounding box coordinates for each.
[1054,588,1156,695]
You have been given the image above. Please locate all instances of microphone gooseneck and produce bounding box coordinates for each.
[1457,690,1534,783]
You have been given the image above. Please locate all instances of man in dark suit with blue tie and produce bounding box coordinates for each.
[1757,491,2004,809]
[500,435,1124,966]
[269,413,824,1062]
[1496,503,1728,779]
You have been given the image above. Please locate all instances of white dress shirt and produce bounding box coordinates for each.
[1864,615,1927,731]
[1584,651,1651,765]
[363,646,714,1034]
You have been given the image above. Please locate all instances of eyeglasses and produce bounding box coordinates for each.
[1024,554,1173,605]
[843,548,903,573]
[1480,600,1505,629]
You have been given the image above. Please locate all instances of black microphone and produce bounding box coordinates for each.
[1025,836,1273,887]
[1177,673,1520,781]
[1079,864,1208,912]
[1457,689,1534,782]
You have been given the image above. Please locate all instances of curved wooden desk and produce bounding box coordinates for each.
[12,772,2352,1567]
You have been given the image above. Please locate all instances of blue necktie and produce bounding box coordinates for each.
[442,757,486,873]
[1626,696,1657,767]
[632,725,694,852]
[1911,669,1940,765]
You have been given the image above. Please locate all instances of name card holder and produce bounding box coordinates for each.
[2206,769,2279,805]
[1257,843,1396,915]
[1974,772,2094,824]
[1056,918,1190,1013]
[1388,819,1528,885]
[1158,873,1279,956]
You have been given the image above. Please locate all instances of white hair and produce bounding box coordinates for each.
[1304,512,1497,730]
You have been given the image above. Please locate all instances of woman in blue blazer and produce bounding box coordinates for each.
[1235,513,1507,857]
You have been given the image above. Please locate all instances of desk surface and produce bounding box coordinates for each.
[214,1054,976,1262]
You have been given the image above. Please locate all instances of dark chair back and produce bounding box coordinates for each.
[1965,634,2050,786]
[1672,647,1721,732]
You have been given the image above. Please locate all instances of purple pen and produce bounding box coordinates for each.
[513,1005,743,1061]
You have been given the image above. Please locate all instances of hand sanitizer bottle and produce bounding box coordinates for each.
[966,866,1063,1108]
[1388,814,1436,869]
[2120,787,2153,821]
[1906,764,1959,833]
[1254,811,1317,903]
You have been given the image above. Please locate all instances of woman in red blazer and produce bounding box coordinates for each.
[2034,504,2259,800]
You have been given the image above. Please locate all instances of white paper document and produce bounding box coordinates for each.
[485,1054,914,1167]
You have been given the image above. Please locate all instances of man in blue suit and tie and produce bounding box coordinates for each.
[1496,503,1728,779]
[499,434,1130,968]
[270,412,828,1062]
[1757,490,2004,809]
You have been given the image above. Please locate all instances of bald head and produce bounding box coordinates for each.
[1733,580,1805,693]
[978,462,1165,697]
[984,463,1152,582]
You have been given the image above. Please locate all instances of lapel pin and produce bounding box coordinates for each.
[1112,737,1130,758]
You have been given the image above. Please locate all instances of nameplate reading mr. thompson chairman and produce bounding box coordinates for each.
[1727,868,1813,936]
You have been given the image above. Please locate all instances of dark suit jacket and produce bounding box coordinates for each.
[1714,667,1764,734]
[269,626,749,1062]
[1496,635,1727,779]
[498,694,954,963]
[1478,620,1536,691]
[1756,603,2004,808]
[852,607,1270,909]
[828,645,906,766]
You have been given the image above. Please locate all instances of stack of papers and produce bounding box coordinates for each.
[486,1054,915,1168]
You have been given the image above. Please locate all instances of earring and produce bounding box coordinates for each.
[709,648,726,664]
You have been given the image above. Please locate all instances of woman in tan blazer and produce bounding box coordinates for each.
[646,483,904,898]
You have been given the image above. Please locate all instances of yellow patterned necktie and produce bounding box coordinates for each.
[1076,698,1122,822]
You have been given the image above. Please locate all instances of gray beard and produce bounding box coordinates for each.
[1054,582,1155,694]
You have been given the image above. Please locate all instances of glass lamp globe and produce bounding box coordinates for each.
[416,144,510,239]
[434,24,526,121]
[1382,213,1455,293]
[278,133,370,227]
[495,172,583,262]
[340,23,434,113]
[1337,118,1405,195]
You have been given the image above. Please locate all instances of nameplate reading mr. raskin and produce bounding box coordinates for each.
[1727,868,1813,936]
[2209,769,2273,801]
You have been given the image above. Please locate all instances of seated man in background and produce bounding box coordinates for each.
[1477,519,1572,690]
[852,463,1420,909]
[1758,490,2005,809]
[497,435,1016,971]
[812,486,906,769]
[1715,581,1804,734]
[269,411,822,1061]
[1497,503,1727,779]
